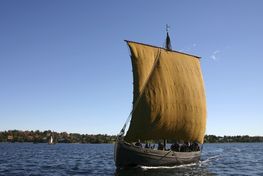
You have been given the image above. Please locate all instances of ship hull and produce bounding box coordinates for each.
[114,139,201,168]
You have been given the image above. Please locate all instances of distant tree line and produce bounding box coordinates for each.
[204,135,263,143]
[0,130,116,144]
[0,130,262,143]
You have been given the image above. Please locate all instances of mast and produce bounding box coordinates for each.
[164,24,171,148]
[165,24,172,51]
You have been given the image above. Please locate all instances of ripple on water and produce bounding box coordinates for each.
[0,143,263,175]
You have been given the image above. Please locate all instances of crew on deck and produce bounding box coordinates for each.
[170,142,180,152]
[145,142,150,149]
[190,141,200,151]
[135,140,142,147]
[157,142,164,150]
[180,142,191,152]
[138,140,200,152]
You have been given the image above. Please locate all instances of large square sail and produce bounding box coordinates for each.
[124,41,207,144]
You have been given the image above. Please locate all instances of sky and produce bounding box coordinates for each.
[0,1,263,136]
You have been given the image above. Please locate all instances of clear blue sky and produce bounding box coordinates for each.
[0,1,262,136]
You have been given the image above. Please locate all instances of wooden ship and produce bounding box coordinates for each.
[114,29,206,168]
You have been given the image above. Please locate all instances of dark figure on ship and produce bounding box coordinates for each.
[135,140,142,147]
[145,143,150,149]
[158,142,164,150]
[190,141,200,151]
[180,142,191,152]
[171,142,180,152]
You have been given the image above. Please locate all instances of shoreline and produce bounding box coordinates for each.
[1,130,263,143]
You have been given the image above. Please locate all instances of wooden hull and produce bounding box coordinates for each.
[114,139,201,168]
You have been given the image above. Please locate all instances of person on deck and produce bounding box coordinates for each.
[171,142,180,152]
[157,142,164,150]
[181,142,191,152]
[190,141,200,151]
[135,140,142,147]
[145,142,150,149]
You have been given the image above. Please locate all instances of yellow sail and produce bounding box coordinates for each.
[124,41,207,144]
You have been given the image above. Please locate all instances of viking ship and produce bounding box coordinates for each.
[114,31,206,168]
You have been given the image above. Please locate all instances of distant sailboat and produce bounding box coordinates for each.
[114,30,207,168]
[48,136,54,145]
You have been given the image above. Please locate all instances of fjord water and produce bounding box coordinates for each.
[0,143,262,176]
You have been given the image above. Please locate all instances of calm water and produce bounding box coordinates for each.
[0,143,262,176]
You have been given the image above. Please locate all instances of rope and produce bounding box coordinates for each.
[118,47,162,137]
[157,150,173,161]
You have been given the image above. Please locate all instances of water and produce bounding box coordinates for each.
[0,143,262,176]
